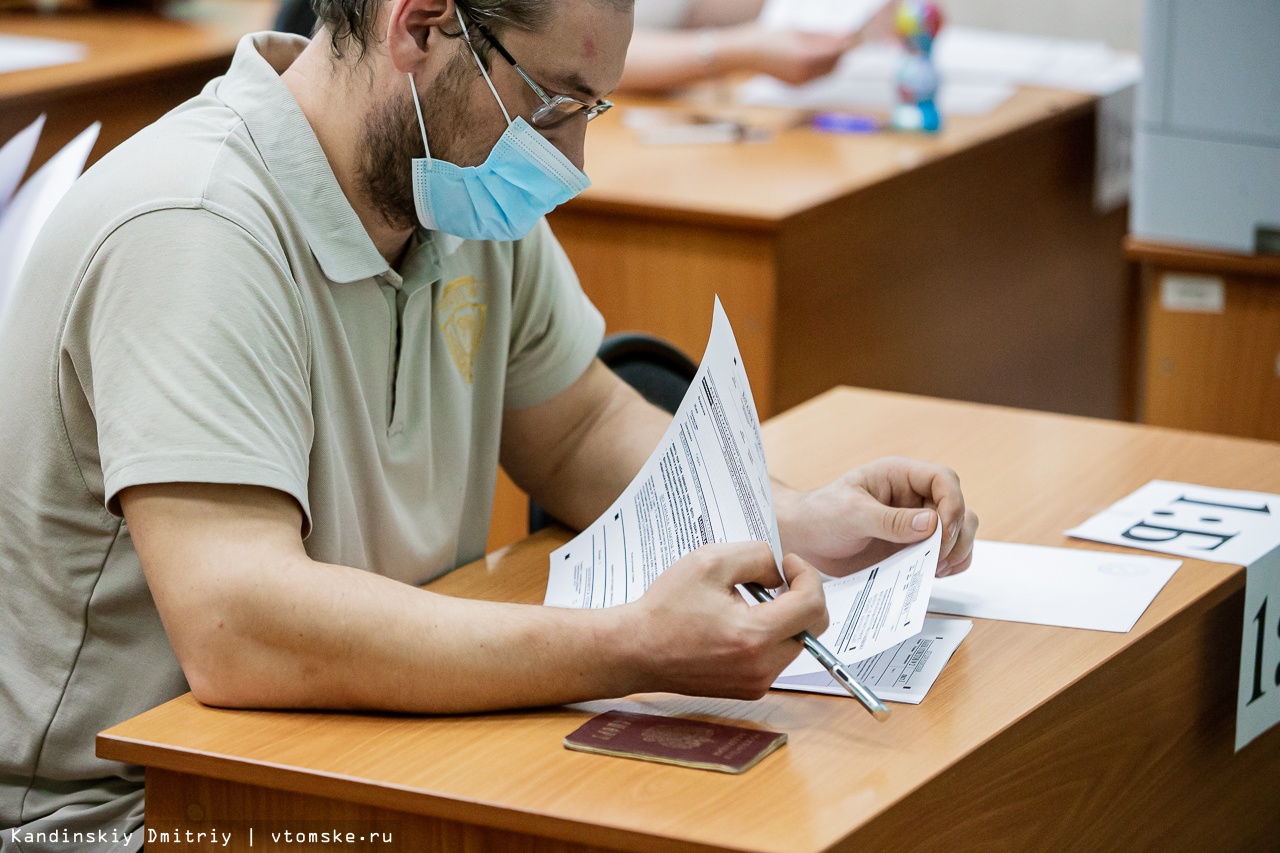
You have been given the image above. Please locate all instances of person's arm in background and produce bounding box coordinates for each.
[619,0,892,93]
[682,0,765,27]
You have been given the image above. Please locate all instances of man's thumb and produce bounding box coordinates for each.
[874,506,936,543]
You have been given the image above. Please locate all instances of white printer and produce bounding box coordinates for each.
[1131,1,1280,254]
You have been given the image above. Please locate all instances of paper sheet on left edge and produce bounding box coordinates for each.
[773,617,971,704]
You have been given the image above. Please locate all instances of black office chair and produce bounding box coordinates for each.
[527,332,698,535]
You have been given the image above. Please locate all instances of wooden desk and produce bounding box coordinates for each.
[550,88,1131,422]
[0,0,273,178]
[100,388,1280,851]
[1128,237,1280,442]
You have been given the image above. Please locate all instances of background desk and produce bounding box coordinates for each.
[100,388,1280,852]
[0,0,272,177]
[1128,237,1280,442]
[550,89,1131,421]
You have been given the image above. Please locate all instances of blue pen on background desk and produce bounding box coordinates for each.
[742,582,891,722]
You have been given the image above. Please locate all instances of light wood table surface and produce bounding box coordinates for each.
[0,0,273,178]
[100,387,1280,851]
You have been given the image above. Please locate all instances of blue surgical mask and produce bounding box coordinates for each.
[408,16,590,242]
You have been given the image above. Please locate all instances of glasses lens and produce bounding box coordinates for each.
[533,98,588,129]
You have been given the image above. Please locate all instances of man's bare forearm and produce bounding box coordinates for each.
[502,362,671,531]
[187,553,638,712]
[123,483,642,713]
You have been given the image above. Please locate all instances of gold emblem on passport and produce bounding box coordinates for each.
[437,275,487,384]
[564,710,787,774]
[641,724,714,751]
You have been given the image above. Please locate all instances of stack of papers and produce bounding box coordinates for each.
[0,34,86,75]
[737,26,1140,114]
[774,617,971,703]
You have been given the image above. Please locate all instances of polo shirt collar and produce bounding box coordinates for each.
[215,33,393,284]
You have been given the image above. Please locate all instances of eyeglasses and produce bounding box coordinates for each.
[465,18,613,130]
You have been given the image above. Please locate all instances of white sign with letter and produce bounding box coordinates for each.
[1066,480,1280,750]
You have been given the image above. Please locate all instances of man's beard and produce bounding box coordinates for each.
[357,54,476,232]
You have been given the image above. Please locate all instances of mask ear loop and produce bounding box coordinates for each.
[408,73,432,158]
[456,10,514,125]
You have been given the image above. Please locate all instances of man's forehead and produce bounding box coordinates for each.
[499,0,633,99]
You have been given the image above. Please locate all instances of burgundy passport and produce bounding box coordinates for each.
[563,710,787,774]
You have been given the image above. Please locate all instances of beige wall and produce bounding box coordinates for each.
[941,0,1144,52]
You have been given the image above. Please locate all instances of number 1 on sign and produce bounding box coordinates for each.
[1249,597,1267,705]
[1237,552,1280,752]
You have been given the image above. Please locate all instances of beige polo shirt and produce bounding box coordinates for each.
[0,32,603,850]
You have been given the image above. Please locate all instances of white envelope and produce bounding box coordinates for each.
[929,540,1180,633]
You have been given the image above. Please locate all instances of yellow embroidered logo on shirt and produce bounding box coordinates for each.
[437,275,488,384]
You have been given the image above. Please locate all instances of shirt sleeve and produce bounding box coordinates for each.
[503,217,606,410]
[67,206,315,532]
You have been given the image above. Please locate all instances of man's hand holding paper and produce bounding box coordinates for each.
[774,456,978,580]
[546,299,977,705]
[624,543,829,700]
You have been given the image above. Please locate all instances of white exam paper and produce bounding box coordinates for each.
[1066,481,1280,567]
[0,115,44,215]
[757,0,886,34]
[778,526,941,678]
[932,27,1141,95]
[736,26,1139,115]
[774,617,970,703]
[545,298,782,609]
[737,63,1014,116]
[0,122,99,322]
[929,541,1180,633]
[0,34,86,75]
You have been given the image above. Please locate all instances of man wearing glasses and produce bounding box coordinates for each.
[0,0,976,846]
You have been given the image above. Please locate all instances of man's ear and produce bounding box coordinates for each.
[385,0,456,75]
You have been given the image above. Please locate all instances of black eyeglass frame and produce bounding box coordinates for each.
[463,17,614,129]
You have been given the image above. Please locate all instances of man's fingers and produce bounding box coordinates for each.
[697,541,783,589]
[870,503,937,544]
[754,554,829,640]
[938,509,979,577]
[901,460,965,557]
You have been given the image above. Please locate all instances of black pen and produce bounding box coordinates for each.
[743,582,891,722]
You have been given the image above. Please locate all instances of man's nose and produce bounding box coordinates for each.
[551,122,588,172]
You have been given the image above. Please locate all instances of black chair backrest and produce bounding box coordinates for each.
[527,332,697,535]
[597,332,698,414]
